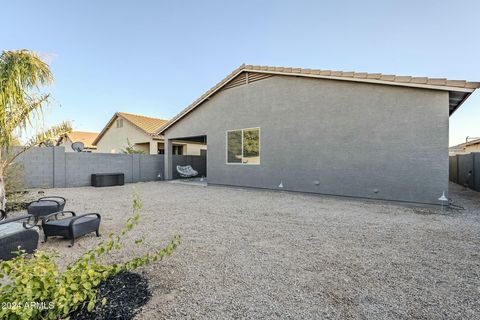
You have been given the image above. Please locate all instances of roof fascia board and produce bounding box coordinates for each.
[244,69,475,93]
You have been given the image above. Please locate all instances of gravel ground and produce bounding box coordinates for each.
[24,182,480,319]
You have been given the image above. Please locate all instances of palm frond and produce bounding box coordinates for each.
[0,50,53,148]
[3,122,71,169]
[26,121,72,148]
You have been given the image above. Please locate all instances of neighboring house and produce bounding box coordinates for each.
[449,138,480,155]
[158,64,479,204]
[93,112,206,155]
[56,131,98,152]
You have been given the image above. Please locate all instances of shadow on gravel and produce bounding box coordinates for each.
[71,272,151,320]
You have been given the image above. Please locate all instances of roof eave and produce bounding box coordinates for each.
[449,92,472,116]
[243,68,476,93]
[157,65,478,134]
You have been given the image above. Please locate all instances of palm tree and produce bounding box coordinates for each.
[0,50,71,211]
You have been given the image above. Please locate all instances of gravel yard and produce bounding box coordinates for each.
[28,182,480,319]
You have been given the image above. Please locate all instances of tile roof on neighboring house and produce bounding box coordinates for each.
[57,131,98,149]
[118,112,168,134]
[450,138,480,149]
[157,64,480,134]
[92,112,168,145]
[466,138,480,146]
[449,138,480,155]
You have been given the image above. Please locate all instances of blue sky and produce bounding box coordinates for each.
[1,0,479,146]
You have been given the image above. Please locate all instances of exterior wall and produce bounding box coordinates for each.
[183,143,207,156]
[465,144,480,154]
[58,137,74,152]
[134,142,151,154]
[95,118,203,155]
[95,120,154,154]
[164,75,449,204]
[14,147,164,188]
[58,137,96,153]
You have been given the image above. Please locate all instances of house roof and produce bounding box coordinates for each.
[93,112,168,145]
[450,138,480,150]
[467,138,480,146]
[157,64,480,134]
[57,131,98,149]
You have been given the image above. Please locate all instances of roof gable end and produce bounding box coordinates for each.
[157,64,480,134]
[93,112,169,145]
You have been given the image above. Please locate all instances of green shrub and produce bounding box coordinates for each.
[0,193,180,319]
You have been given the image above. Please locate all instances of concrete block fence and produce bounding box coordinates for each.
[449,153,480,191]
[15,147,165,188]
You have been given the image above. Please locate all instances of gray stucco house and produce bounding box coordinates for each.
[158,64,479,204]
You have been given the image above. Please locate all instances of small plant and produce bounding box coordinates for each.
[0,193,180,319]
[121,139,145,154]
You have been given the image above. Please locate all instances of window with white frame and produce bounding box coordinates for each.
[226,128,260,164]
[116,118,123,128]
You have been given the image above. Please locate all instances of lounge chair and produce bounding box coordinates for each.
[0,214,39,260]
[176,165,198,178]
[42,211,101,247]
[27,196,66,219]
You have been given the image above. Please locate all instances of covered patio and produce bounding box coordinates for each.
[164,135,207,180]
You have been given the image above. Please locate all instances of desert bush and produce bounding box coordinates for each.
[4,163,32,211]
[121,139,145,154]
[4,163,26,195]
[0,193,181,319]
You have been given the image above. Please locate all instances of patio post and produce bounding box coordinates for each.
[164,138,173,180]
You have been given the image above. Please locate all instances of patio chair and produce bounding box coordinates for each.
[1,209,6,221]
[0,214,39,260]
[27,196,66,219]
[42,211,101,247]
[176,165,198,178]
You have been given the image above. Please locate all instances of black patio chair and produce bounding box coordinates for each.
[1,209,6,221]
[27,196,66,219]
[42,211,101,247]
[0,214,39,261]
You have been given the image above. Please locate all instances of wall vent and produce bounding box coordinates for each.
[222,72,273,91]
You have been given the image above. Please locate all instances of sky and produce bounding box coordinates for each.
[1,0,479,146]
